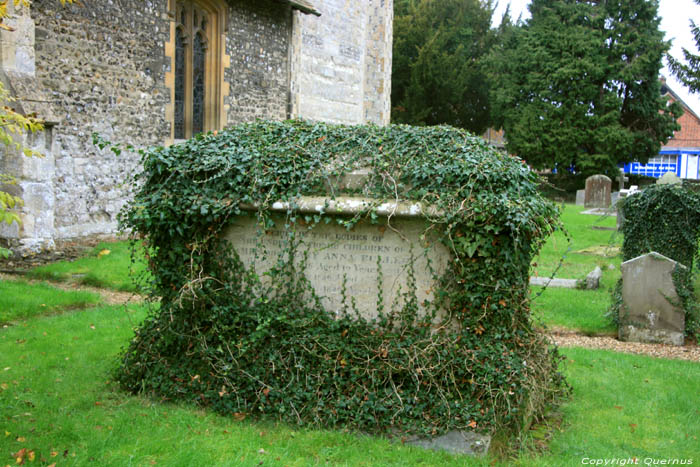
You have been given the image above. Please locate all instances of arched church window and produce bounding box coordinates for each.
[168,0,227,141]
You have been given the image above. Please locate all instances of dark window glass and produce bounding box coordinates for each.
[192,32,205,135]
[174,27,185,139]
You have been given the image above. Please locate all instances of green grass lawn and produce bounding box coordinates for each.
[1,303,698,466]
[0,279,101,324]
[27,241,148,292]
[533,204,621,280]
[530,204,622,334]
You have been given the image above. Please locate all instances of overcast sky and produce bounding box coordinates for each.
[491,0,700,115]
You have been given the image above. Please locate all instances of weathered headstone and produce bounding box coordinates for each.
[611,191,620,207]
[616,198,625,231]
[619,252,686,346]
[225,196,450,322]
[586,266,602,290]
[584,175,612,208]
[656,172,682,185]
[617,168,629,191]
[575,189,585,206]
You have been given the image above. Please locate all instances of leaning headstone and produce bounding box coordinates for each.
[584,175,612,208]
[585,266,602,290]
[657,172,682,185]
[619,252,686,346]
[575,189,585,206]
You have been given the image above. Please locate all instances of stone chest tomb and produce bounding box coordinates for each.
[114,121,566,448]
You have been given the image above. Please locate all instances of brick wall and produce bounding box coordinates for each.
[664,95,700,149]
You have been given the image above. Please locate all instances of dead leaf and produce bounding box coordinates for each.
[97,249,111,258]
[614,406,623,410]
[27,451,35,462]
[468,420,477,429]
[14,448,27,464]
[16,436,25,442]
[90,324,96,330]
[50,451,58,457]
[233,412,246,421]
[629,423,637,433]
[498,299,507,307]
[258,448,266,454]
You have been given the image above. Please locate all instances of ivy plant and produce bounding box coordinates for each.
[114,120,568,443]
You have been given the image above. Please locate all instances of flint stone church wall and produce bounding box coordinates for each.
[0,0,393,253]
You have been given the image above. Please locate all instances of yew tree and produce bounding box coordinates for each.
[489,0,682,176]
[392,0,497,134]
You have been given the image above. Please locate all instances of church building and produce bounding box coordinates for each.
[0,0,393,252]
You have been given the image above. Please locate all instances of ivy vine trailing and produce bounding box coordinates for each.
[611,184,700,338]
[113,120,568,442]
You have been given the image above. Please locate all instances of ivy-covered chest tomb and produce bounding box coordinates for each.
[117,120,566,442]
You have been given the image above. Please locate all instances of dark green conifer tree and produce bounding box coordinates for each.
[489,0,682,176]
[392,0,497,134]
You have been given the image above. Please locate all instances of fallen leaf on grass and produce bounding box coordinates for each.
[614,406,623,410]
[13,448,26,464]
[233,412,246,421]
[97,249,111,258]
[15,436,25,442]
[629,423,637,433]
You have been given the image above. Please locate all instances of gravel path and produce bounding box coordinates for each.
[3,272,698,362]
[548,329,700,363]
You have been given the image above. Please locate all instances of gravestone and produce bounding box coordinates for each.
[657,172,682,185]
[619,252,686,346]
[575,189,585,206]
[611,191,620,207]
[584,175,612,208]
[224,196,450,322]
[617,168,629,191]
[616,198,625,231]
[586,266,602,290]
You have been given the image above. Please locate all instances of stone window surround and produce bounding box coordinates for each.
[164,0,231,144]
